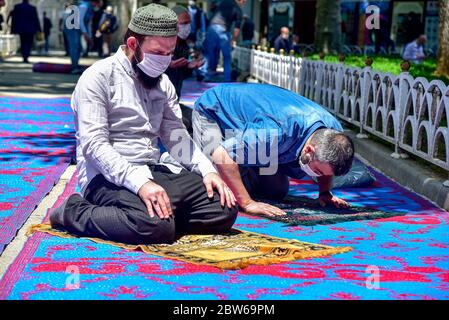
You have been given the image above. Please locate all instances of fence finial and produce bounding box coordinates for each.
[365,56,374,67]
[279,49,285,56]
[289,49,295,56]
[270,48,276,54]
[400,60,411,72]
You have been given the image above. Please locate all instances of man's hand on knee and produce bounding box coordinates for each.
[138,181,173,219]
[203,173,236,209]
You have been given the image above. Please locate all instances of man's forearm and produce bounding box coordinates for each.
[212,146,252,207]
[161,123,217,177]
[317,175,333,193]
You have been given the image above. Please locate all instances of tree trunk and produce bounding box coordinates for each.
[314,0,342,54]
[436,0,449,77]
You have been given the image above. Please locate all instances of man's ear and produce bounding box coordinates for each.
[303,144,315,155]
[127,37,138,51]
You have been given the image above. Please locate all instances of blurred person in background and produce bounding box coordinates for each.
[241,14,254,47]
[96,5,119,58]
[370,13,395,55]
[0,12,4,33]
[187,0,206,47]
[79,0,102,58]
[166,5,205,132]
[10,0,41,63]
[63,0,101,74]
[167,5,205,98]
[62,1,82,73]
[59,3,70,56]
[403,34,427,64]
[91,0,104,57]
[292,34,301,55]
[0,0,4,34]
[205,0,245,82]
[274,27,291,53]
[43,11,52,55]
[187,0,209,83]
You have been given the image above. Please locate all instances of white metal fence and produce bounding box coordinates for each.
[231,46,252,75]
[235,47,449,179]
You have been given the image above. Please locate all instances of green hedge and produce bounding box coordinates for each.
[307,54,449,85]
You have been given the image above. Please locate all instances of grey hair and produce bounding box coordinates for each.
[310,129,354,176]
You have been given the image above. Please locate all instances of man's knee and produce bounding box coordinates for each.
[268,183,289,201]
[210,203,239,233]
[124,212,176,245]
[257,174,290,201]
[220,205,239,231]
[183,198,239,235]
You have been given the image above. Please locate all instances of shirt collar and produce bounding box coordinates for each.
[115,45,138,78]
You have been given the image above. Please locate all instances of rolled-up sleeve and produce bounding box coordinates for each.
[159,79,217,177]
[74,70,153,194]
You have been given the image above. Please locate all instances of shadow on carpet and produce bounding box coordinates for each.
[261,195,406,226]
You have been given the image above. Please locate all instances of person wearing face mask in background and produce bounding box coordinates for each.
[274,27,291,53]
[166,5,205,132]
[49,4,238,245]
[192,83,370,218]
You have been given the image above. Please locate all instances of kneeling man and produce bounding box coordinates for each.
[50,4,238,245]
[193,83,355,217]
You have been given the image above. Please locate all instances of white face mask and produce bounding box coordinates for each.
[299,155,321,177]
[178,23,191,40]
[137,50,172,78]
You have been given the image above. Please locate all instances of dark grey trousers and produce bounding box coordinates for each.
[50,165,238,245]
[239,166,290,201]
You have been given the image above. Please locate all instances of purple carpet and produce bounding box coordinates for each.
[0,96,75,253]
[1,82,448,300]
[1,165,448,300]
